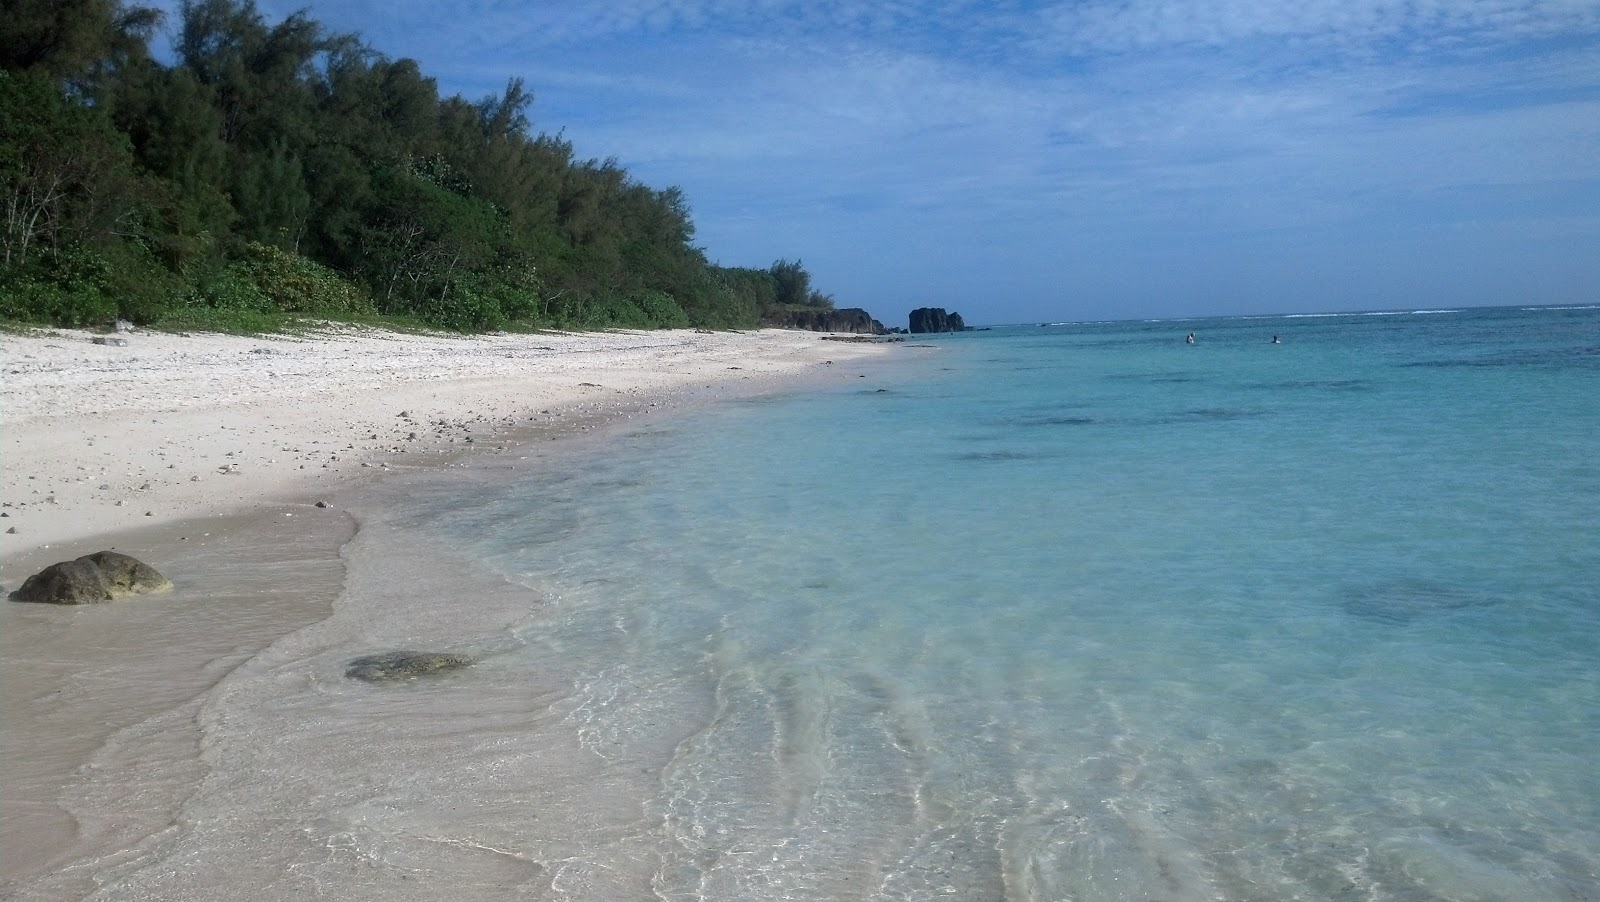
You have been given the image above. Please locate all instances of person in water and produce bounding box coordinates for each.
[1271,335,1281,344]
[1185,332,1196,344]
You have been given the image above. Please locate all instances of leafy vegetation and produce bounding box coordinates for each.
[0,0,836,331]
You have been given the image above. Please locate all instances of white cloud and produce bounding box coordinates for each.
[1032,0,1600,55]
[143,0,1600,317]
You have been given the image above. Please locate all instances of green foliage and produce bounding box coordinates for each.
[148,303,291,334]
[222,241,374,314]
[0,246,120,325]
[0,0,834,334]
[0,0,162,88]
[1,69,152,267]
[234,140,310,249]
[159,239,371,332]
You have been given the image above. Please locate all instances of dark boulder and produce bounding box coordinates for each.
[346,651,473,683]
[84,551,173,595]
[908,308,967,333]
[762,307,888,335]
[10,551,173,604]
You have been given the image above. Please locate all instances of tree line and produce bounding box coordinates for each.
[0,0,836,331]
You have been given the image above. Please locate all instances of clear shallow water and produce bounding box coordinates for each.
[59,306,1599,901]
[378,305,1598,900]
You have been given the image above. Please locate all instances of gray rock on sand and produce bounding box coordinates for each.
[345,651,473,683]
[10,551,174,604]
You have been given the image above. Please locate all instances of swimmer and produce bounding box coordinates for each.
[1271,335,1280,344]
[1185,332,1196,344]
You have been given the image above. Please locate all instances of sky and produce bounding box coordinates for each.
[149,1,1599,326]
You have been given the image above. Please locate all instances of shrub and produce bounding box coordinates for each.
[0,247,120,326]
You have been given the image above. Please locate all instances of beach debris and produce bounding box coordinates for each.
[91,336,128,347]
[345,651,473,683]
[10,551,173,605]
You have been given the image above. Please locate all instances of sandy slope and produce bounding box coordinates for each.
[0,324,890,563]
[0,324,902,895]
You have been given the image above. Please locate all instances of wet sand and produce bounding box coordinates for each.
[1,507,355,895]
[0,325,895,897]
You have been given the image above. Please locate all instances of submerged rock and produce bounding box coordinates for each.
[345,651,473,683]
[10,551,173,604]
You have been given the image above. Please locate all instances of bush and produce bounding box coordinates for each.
[633,290,689,328]
[224,242,375,316]
[427,280,507,332]
[0,247,120,326]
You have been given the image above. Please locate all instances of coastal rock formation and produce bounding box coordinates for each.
[908,308,967,333]
[10,551,174,604]
[762,307,888,335]
[345,651,473,682]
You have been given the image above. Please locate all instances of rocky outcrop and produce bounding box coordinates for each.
[762,307,888,335]
[908,308,967,333]
[346,651,474,682]
[10,551,174,604]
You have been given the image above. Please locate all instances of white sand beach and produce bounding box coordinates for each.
[0,325,896,898]
[1,325,891,552]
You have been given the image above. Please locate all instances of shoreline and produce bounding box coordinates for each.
[1,324,892,558]
[0,325,901,894]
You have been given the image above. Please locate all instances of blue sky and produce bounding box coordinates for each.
[153,1,1599,326]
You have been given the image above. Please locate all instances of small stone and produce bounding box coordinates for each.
[144,511,153,516]
[6,526,16,534]
[314,500,328,508]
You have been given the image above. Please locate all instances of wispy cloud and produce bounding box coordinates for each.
[147,0,1600,319]
[1026,0,1598,56]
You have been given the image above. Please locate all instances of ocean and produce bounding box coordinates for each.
[46,305,1600,900]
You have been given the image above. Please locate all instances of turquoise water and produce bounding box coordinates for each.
[399,306,1599,899]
